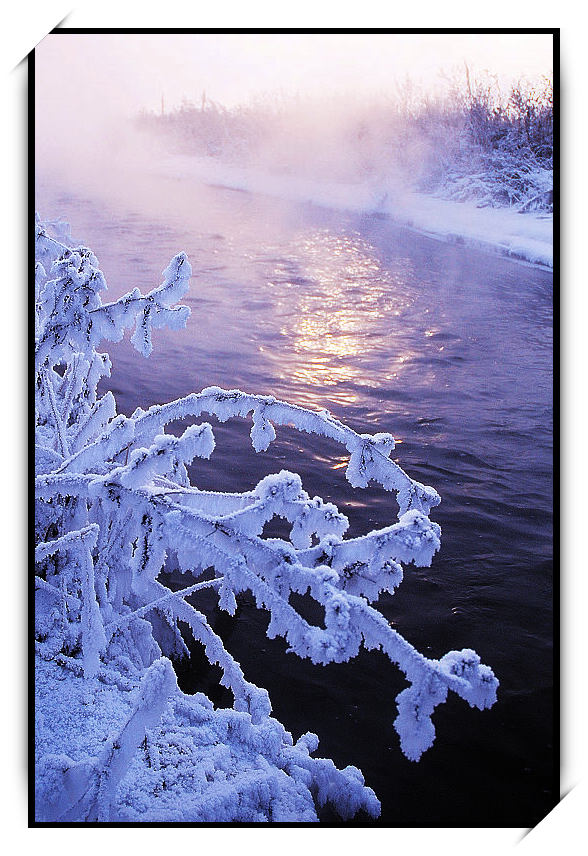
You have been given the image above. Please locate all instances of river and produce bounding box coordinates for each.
[36,168,554,827]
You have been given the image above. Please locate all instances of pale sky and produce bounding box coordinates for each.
[36,32,553,115]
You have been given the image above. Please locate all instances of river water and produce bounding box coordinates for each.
[36,169,554,827]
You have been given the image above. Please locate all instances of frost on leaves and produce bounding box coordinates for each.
[34,217,498,823]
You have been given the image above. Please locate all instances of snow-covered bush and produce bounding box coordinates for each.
[407,70,553,210]
[34,215,498,822]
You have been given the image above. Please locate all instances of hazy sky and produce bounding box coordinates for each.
[36,32,553,115]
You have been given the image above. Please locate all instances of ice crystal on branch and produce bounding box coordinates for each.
[34,216,498,822]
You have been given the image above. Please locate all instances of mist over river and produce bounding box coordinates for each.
[36,167,554,827]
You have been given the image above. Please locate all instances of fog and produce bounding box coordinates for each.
[35,32,553,214]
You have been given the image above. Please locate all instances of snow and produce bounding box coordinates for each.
[154,153,553,269]
[35,652,381,822]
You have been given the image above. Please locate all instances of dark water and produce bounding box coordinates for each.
[36,170,555,827]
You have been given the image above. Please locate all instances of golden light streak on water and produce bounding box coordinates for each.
[269,229,416,398]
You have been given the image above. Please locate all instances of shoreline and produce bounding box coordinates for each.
[154,153,553,271]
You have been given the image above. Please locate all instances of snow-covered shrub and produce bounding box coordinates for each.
[416,70,553,210]
[34,215,498,822]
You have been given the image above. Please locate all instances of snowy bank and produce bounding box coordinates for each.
[35,654,375,823]
[154,154,553,270]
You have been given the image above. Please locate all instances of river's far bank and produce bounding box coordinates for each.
[152,154,553,270]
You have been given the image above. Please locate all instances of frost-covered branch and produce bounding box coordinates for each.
[131,388,440,516]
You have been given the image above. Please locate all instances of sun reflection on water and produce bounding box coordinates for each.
[266,229,417,400]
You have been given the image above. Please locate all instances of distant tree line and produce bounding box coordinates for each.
[136,69,553,211]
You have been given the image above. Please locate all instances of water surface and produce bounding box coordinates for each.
[36,170,554,826]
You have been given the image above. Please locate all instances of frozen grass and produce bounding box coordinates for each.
[136,70,553,215]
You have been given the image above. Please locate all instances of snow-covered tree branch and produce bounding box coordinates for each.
[34,216,498,822]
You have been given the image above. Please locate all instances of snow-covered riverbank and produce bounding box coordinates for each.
[155,154,553,270]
